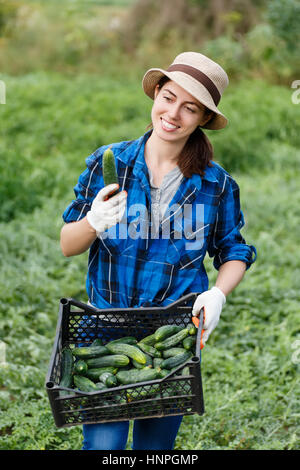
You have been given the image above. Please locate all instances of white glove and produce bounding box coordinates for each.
[86,183,127,235]
[192,286,226,346]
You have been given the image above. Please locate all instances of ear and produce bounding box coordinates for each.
[199,110,214,127]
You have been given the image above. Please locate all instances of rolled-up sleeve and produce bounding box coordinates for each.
[62,150,103,223]
[207,174,257,270]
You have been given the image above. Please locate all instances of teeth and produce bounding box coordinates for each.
[162,119,178,129]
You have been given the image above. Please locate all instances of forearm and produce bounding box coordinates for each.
[60,217,97,257]
[215,260,246,297]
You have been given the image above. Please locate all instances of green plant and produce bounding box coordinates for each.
[266,0,300,52]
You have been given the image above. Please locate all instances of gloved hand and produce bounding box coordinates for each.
[86,184,127,235]
[192,286,226,346]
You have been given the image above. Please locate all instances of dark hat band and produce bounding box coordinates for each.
[167,64,221,106]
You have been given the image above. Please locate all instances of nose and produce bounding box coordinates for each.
[168,103,181,121]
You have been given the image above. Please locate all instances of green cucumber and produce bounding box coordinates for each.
[90,338,103,347]
[154,328,190,351]
[95,382,108,390]
[74,359,88,375]
[181,366,190,376]
[105,343,147,365]
[162,347,186,358]
[139,333,157,346]
[99,372,119,388]
[157,368,170,378]
[116,367,161,385]
[86,354,129,369]
[137,342,162,358]
[107,336,138,346]
[186,323,197,335]
[85,366,117,381]
[59,348,73,393]
[160,351,192,370]
[153,357,164,368]
[182,335,196,351]
[126,384,161,401]
[74,375,99,392]
[154,325,184,342]
[132,352,153,369]
[103,147,119,188]
[72,345,109,359]
[158,367,180,379]
[106,375,118,388]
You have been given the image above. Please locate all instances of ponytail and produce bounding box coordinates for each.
[178,125,214,178]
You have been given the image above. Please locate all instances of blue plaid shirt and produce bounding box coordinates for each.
[62,131,256,309]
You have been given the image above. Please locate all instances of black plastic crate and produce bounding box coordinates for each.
[45,294,204,428]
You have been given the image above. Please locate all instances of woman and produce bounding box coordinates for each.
[60,52,256,450]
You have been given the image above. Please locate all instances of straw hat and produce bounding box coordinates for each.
[142,51,229,130]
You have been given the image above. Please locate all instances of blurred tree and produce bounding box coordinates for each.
[120,0,268,52]
[0,0,20,36]
[266,0,300,53]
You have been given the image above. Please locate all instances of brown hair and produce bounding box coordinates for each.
[148,76,214,178]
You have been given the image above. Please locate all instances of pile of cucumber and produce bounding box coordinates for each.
[59,323,197,395]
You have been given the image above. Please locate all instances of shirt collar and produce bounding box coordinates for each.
[115,132,150,169]
[202,163,219,183]
[116,131,219,187]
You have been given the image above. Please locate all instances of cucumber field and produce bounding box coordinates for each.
[0,0,299,450]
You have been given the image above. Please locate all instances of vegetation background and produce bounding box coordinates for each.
[0,0,299,450]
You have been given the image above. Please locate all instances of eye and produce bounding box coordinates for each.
[163,95,172,102]
[185,106,196,113]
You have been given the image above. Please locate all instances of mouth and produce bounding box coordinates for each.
[160,118,180,132]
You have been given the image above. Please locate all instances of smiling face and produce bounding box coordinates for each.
[150,79,213,147]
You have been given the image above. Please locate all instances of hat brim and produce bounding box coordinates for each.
[142,68,228,130]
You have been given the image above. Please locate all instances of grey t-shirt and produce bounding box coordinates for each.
[148,165,184,232]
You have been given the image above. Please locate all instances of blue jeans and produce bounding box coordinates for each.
[82,415,183,450]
